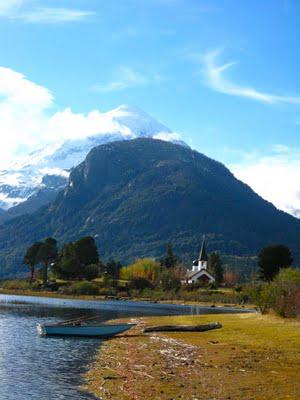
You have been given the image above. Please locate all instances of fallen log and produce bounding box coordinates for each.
[144,322,222,333]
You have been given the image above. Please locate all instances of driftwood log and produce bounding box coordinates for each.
[144,322,222,333]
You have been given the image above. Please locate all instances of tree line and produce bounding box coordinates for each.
[23,236,102,285]
[23,235,295,288]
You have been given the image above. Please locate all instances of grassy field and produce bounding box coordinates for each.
[85,313,300,400]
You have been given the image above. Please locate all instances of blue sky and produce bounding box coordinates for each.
[1,0,300,214]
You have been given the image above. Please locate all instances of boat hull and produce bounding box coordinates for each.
[37,323,135,337]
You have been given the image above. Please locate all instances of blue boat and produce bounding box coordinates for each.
[37,322,136,337]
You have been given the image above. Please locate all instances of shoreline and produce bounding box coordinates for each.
[0,288,253,309]
[85,313,300,400]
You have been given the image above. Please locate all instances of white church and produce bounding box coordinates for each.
[186,237,215,284]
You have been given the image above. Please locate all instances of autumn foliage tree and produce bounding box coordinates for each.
[120,258,160,282]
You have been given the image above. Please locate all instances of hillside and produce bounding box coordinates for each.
[1,138,300,278]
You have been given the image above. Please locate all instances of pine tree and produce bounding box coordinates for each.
[258,245,293,281]
[161,243,177,269]
[208,252,223,284]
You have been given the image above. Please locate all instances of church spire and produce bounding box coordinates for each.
[199,236,208,262]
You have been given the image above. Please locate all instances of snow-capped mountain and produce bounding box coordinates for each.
[0,105,183,215]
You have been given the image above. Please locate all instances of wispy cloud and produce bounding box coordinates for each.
[14,7,95,23]
[0,1,94,23]
[202,49,300,105]
[0,0,22,16]
[91,66,162,93]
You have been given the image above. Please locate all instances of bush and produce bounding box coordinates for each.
[179,288,240,304]
[120,258,160,282]
[271,268,300,317]
[97,287,117,296]
[249,268,300,317]
[2,280,31,290]
[128,277,153,291]
[84,264,100,281]
[160,269,181,291]
[64,281,100,296]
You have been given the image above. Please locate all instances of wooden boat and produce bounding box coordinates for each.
[37,318,135,338]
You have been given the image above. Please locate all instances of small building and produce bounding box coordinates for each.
[186,237,215,284]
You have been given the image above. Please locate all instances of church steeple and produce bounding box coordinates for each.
[192,236,208,271]
[199,236,208,262]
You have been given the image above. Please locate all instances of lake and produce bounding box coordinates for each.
[0,294,250,399]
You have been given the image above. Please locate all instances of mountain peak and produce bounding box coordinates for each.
[109,104,172,137]
[0,105,185,212]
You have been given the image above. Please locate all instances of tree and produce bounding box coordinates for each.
[120,258,160,282]
[223,270,241,287]
[23,242,42,282]
[250,268,300,317]
[52,244,82,280]
[161,243,177,269]
[104,259,122,281]
[208,252,223,285]
[73,236,99,266]
[160,269,181,291]
[52,237,100,281]
[37,237,58,285]
[258,245,293,281]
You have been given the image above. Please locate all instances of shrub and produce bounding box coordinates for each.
[97,287,117,296]
[128,277,153,291]
[160,269,181,291]
[84,264,100,281]
[271,268,300,317]
[223,270,241,287]
[249,268,300,317]
[65,281,100,296]
[120,258,160,282]
[2,280,31,290]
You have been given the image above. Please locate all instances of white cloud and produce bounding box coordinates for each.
[230,146,300,217]
[44,107,133,142]
[0,67,53,163]
[153,131,181,142]
[0,1,94,23]
[0,66,173,169]
[0,0,22,15]
[14,7,95,23]
[202,49,300,105]
[92,66,162,93]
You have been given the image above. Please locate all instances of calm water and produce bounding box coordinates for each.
[0,294,251,400]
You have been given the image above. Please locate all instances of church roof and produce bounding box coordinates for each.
[186,268,215,281]
[199,236,208,261]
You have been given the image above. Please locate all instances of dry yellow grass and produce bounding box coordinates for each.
[85,313,300,400]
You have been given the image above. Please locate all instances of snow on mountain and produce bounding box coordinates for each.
[0,105,183,211]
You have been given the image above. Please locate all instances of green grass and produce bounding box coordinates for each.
[86,313,300,400]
